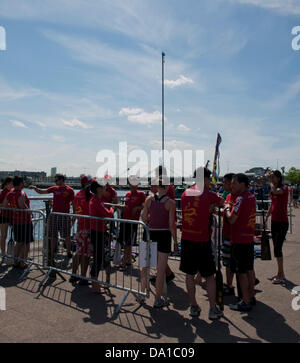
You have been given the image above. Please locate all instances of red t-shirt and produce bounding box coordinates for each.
[0,188,10,218]
[122,190,146,220]
[270,184,289,223]
[6,189,31,224]
[181,186,222,242]
[47,185,75,213]
[223,193,238,240]
[166,184,176,200]
[89,195,114,232]
[101,186,117,203]
[230,191,256,244]
[74,189,91,231]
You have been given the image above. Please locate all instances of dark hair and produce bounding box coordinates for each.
[85,185,92,202]
[224,173,235,182]
[193,167,211,179]
[233,173,249,188]
[1,176,13,189]
[55,173,65,182]
[273,170,283,188]
[13,176,24,187]
[90,180,103,194]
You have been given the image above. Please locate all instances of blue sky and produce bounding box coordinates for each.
[0,0,300,177]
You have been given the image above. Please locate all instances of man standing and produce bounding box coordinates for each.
[224,174,256,312]
[5,176,33,269]
[30,174,75,260]
[117,176,146,269]
[180,167,223,320]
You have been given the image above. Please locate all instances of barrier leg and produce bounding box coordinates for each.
[19,262,33,281]
[114,291,130,316]
[39,269,52,290]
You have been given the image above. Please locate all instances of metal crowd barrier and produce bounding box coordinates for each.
[0,206,47,280]
[40,212,151,315]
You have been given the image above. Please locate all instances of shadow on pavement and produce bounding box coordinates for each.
[241,301,300,343]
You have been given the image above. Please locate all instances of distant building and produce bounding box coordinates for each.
[51,167,57,177]
[0,170,47,181]
[245,167,266,177]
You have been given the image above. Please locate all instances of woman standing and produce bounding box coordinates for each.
[89,180,114,293]
[142,178,177,308]
[0,177,14,256]
[266,170,289,284]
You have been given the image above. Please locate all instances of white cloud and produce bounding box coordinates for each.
[165,75,194,89]
[10,120,28,128]
[120,108,163,125]
[229,0,300,15]
[119,108,144,116]
[177,123,191,132]
[61,118,92,129]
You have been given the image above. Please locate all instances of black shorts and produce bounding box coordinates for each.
[48,214,72,239]
[118,222,138,246]
[0,216,11,224]
[13,223,34,244]
[90,230,107,276]
[180,239,216,278]
[230,243,254,274]
[271,221,289,258]
[150,230,172,254]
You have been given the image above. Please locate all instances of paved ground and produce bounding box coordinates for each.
[0,210,299,343]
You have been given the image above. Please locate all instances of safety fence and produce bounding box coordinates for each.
[0,206,152,315]
[0,207,47,280]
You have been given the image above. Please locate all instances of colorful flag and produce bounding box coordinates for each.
[212,133,222,185]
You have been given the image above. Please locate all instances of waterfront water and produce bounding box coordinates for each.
[26,188,129,211]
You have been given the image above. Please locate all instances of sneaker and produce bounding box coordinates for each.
[223,284,235,296]
[153,298,169,309]
[272,277,285,285]
[135,295,146,305]
[189,305,201,317]
[69,276,80,284]
[229,300,252,312]
[250,297,257,306]
[150,276,156,286]
[166,272,175,284]
[209,307,223,320]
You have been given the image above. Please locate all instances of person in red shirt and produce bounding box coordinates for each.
[115,176,146,270]
[30,174,75,260]
[70,175,94,285]
[0,176,13,256]
[89,180,114,293]
[180,167,223,320]
[265,170,289,284]
[4,176,33,269]
[224,173,256,312]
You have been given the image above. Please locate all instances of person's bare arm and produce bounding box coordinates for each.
[29,186,50,195]
[141,197,151,224]
[224,206,239,225]
[0,197,9,207]
[168,200,177,245]
[270,183,284,196]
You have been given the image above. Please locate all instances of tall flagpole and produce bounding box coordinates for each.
[162,52,165,167]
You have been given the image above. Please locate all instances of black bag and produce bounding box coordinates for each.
[261,231,271,260]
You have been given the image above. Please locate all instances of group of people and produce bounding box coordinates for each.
[0,166,290,320]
